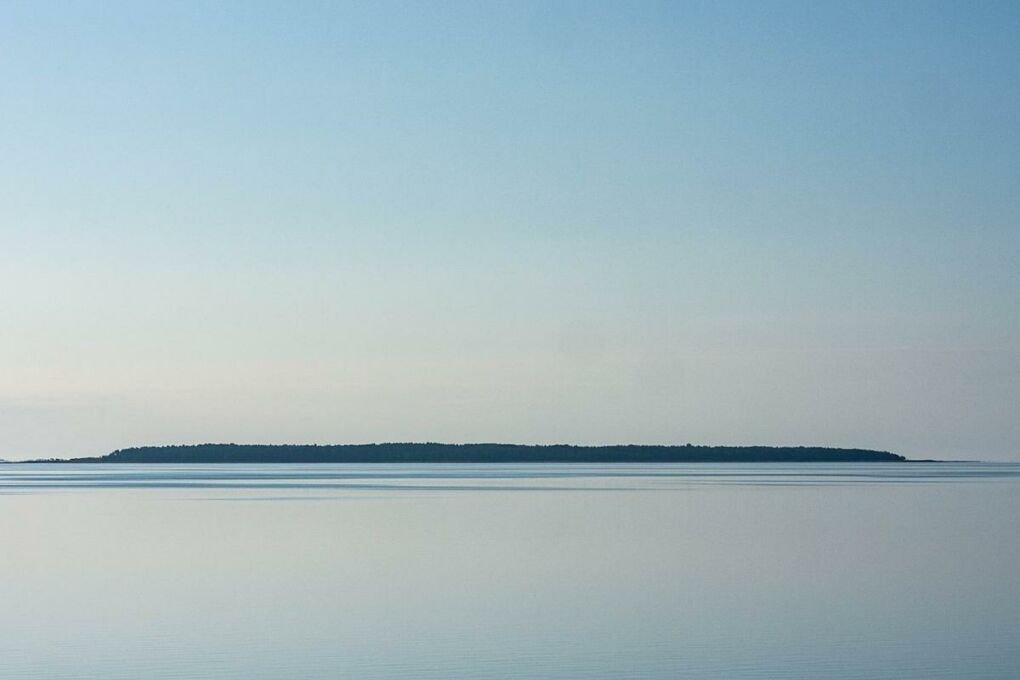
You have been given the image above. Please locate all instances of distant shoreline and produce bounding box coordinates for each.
[20,443,909,464]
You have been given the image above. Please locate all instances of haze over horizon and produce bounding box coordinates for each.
[2,2,1018,461]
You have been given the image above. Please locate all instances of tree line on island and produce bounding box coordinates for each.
[57,443,907,463]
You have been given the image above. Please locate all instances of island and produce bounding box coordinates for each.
[57,443,907,463]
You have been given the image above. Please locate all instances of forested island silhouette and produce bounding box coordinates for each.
[53,443,907,463]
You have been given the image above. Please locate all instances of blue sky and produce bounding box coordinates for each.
[1,1,1018,459]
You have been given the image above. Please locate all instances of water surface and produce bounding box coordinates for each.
[2,462,1018,678]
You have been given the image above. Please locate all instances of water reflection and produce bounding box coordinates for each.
[1,462,1018,679]
[2,462,1020,493]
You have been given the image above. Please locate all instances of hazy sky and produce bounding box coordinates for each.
[2,1,1018,460]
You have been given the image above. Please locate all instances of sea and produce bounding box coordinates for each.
[1,462,1018,679]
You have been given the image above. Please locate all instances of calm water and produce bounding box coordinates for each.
[2,462,1019,679]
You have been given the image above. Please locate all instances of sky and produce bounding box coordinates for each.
[1,1,1018,461]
